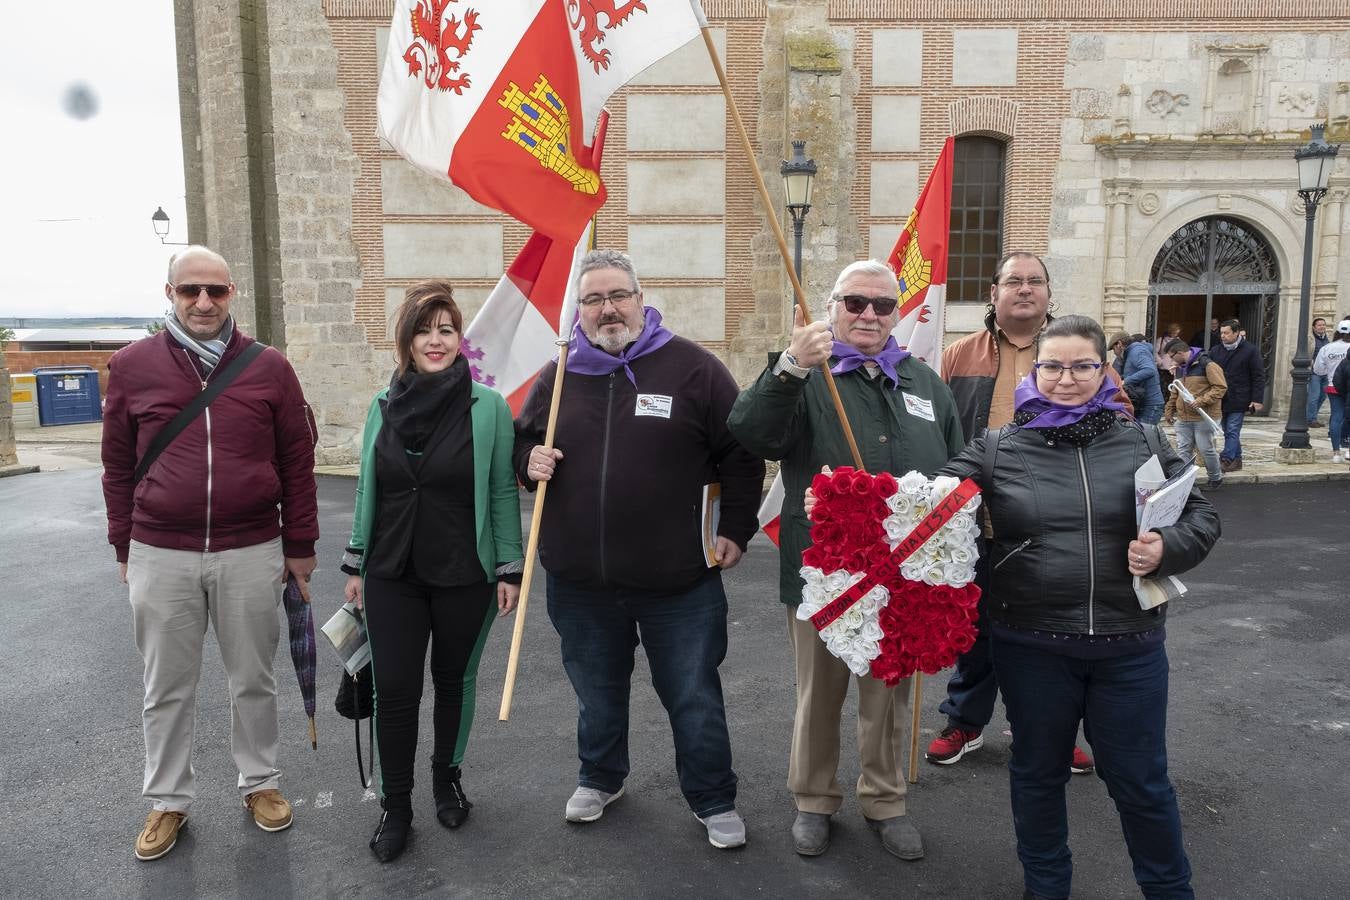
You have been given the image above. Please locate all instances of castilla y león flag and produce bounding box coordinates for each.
[378,0,705,241]
[887,136,953,370]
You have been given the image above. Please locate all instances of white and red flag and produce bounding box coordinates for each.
[757,138,955,545]
[378,0,705,241]
[886,136,954,370]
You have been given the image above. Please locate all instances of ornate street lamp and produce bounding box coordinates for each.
[780,140,816,282]
[151,206,188,246]
[1280,124,1340,451]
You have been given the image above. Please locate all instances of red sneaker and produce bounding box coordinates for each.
[1070,745,1095,774]
[925,726,984,765]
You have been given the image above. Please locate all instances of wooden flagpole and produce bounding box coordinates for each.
[699,27,863,470]
[700,25,927,781]
[498,338,570,721]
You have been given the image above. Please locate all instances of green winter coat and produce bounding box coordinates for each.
[347,382,523,579]
[727,354,964,605]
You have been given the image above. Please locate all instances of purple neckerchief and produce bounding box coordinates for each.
[566,306,675,387]
[829,336,911,389]
[1013,370,1129,428]
[1182,346,1204,374]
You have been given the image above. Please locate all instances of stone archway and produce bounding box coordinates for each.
[1147,216,1280,409]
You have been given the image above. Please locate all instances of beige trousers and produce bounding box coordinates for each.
[128,538,284,811]
[787,609,911,819]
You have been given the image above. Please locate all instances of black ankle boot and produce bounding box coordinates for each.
[369,797,412,863]
[432,765,473,829]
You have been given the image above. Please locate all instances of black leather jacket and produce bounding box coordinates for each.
[941,418,1220,636]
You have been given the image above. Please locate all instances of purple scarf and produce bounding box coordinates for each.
[1013,370,1128,428]
[566,306,675,386]
[829,336,911,389]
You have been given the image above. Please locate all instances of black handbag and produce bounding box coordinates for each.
[333,605,376,789]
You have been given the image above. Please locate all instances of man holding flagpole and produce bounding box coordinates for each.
[728,260,964,860]
[515,249,763,849]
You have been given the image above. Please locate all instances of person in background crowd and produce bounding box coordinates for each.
[1154,323,1183,392]
[1312,319,1350,462]
[1110,332,1164,425]
[1162,338,1227,491]
[1209,318,1266,472]
[1308,317,1330,428]
[1190,317,1220,350]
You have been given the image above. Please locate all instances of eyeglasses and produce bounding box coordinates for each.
[1034,361,1103,381]
[172,283,231,300]
[999,277,1047,290]
[837,294,898,316]
[578,289,638,307]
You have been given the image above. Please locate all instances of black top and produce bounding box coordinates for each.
[367,358,485,587]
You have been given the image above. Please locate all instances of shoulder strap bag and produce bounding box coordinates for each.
[133,342,267,484]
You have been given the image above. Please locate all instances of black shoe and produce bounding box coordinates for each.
[370,800,413,863]
[433,765,473,829]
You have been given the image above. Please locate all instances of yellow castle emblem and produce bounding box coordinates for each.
[894,208,933,313]
[498,75,600,195]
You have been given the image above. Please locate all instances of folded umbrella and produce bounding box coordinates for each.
[282,575,318,749]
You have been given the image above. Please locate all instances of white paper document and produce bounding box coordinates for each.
[1133,457,1200,610]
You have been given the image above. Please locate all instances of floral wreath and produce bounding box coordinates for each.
[798,467,983,684]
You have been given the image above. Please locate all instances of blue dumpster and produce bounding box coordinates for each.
[33,366,103,426]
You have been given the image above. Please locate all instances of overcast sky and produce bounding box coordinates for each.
[0,2,185,320]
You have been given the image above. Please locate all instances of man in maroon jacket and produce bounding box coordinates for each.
[102,246,319,861]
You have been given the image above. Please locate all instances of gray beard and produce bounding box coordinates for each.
[591,326,640,354]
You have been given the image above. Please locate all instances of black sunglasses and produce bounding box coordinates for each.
[838,294,898,316]
[173,283,231,300]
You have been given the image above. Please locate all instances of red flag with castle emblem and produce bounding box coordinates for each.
[379,0,705,242]
[887,136,953,370]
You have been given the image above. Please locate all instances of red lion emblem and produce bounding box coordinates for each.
[567,0,649,73]
[403,0,481,94]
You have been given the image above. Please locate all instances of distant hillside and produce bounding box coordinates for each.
[0,317,159,329]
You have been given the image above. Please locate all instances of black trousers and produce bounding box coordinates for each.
[363,574,496,799]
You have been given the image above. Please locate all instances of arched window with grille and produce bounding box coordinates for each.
[947,136,1007,304]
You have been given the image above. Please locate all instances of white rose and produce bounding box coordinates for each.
[800,566,825,588]
[929,475,961,500]
[898,471,929,496]
[846,654,873,677]
[951,546,974,566]
[861,620,884,641]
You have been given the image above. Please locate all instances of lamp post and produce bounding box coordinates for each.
[780,140,816,283]
[1280,124,1340,451]
[151,206,188,246]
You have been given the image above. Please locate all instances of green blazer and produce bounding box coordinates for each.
[348,381,523,580]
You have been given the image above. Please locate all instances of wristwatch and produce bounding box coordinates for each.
[774,351,811,380]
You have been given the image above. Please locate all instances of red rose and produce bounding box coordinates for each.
[872,471,898,498]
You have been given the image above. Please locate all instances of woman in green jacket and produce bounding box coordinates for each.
[340,281,524,863]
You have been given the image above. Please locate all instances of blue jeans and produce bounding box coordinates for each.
[1329,394,1348,452]
[1219,411,1245,462]
[1307,373,1327,423]
[546,572,737,816]
[940,540,999,730]
[993,638,1192,900]
[1136,403,1164,425]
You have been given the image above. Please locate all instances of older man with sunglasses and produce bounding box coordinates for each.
[728,260,964,860]
[102,246,318,861]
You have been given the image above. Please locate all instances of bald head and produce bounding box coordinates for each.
[167,245,231,284]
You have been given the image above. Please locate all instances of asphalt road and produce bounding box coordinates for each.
[2,470,1347,899]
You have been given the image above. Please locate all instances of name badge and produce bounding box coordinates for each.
[635,393,673,418]
[902,393,935,422]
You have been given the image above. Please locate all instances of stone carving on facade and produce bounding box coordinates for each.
[1277,85,1317,115]
[1144,89,1189,117]
[1137,192,1160,216]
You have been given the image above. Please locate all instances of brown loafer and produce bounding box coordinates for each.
[244,788,294,832]
[135,810,187,861]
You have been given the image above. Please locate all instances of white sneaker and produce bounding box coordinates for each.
[1333,452,1344,463]
[696,809,747,849]
[564,785,624,823]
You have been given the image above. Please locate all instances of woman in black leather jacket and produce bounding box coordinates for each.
[941,315,1220,900]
